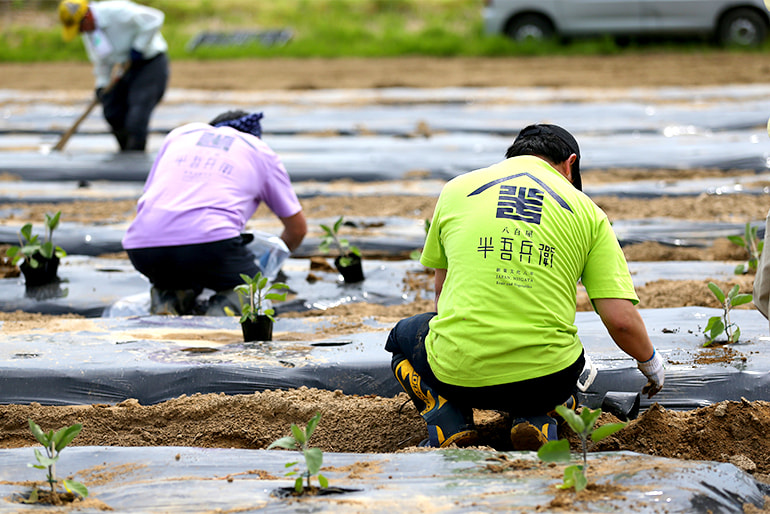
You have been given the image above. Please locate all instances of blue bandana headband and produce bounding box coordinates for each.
[213,112,263,138]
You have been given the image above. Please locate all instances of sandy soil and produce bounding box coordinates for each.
[2,53,770,504]
[4,52,770,91]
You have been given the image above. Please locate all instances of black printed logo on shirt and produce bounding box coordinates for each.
[467,172,573,226]
[496,185,544,224]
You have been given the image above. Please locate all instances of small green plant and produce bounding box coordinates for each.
[26,419,88,502]
[267,412,329,493]
[728,222,764,274]
[410,218,432,261]
[703,282,753,346]
[233,271,289,322]
[537,406,627,492]
[319,216,361,267]
[6,211,66,268]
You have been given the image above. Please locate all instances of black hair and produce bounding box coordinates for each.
[505,124,582,190]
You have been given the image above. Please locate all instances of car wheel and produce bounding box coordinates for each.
[505,14,554,42]
[718,8,767,47]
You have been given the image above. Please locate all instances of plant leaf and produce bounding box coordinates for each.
[46,211,62,231]
[591,421,627,442]
[555,405,584,433]
[63,479,88,498]
[703,316,720,333]
[33,451,59,467]
[572,466,588,492]
[731,294,753,307]
[28,419,49,446]
[580,407,602,433]
[22,488,39,504]
[20,223,33,241]
[537,439,571,462]
[267,436,296,450]
[560,464,579,489]
[305,412,321,440]
[707,282,725,303]
[53,424,82,452]
[290,424,306,445]
[318,474,329,488]
[708,319,725,340]
[264,292,287,302]
[304,447,323,475]
[294,476,303,493]
[730,326,741,343]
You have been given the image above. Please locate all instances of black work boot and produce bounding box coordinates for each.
[392,356,478,448]
[205,289,242,316]
[510,415,558,451]
[508,394,579,451]
[150,287,197,315]
[548,394,579,418]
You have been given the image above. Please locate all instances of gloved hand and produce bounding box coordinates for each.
[637,349,664,398]
[129,48,144,62]
[95,87,104,101]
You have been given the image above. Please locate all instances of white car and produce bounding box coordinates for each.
[483,0,770,46]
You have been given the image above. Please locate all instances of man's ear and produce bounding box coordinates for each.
[557,153,577,183]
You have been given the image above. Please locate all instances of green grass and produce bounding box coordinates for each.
[1,0,767,62]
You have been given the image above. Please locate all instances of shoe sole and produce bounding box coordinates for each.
[510,423,548,451]
[439,429,479,448]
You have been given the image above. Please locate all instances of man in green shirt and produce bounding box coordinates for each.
[385,124,664,449]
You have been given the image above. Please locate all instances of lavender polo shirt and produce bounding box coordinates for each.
[122,123,302,250]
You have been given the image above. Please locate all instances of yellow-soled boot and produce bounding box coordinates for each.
[393,357,477,448]
[510,415,558,451]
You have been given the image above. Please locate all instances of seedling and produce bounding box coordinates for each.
[410,218,432,261]
[233,271,289,323]
[319,216,361,267]
[703,282,753,346]
[27,419,88,502]
[6,211,66,268]
[537,406,627,492]
[267,412,329,493]
[728,222,763,274]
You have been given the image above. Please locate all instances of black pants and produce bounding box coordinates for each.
[385,312,585,417]
[101,53,169,152]
[126,236,260,294]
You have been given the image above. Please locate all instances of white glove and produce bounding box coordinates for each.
[637,349,664,398]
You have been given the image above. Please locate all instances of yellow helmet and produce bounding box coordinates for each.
[58,0,89,42]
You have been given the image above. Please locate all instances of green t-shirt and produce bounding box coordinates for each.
[421,155,638,387]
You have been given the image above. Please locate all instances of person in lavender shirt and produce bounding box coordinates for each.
[122,110,307,315]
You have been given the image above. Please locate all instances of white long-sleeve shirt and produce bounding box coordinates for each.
[82,0,168,88]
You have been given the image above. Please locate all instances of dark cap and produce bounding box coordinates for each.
[512,123,582,190]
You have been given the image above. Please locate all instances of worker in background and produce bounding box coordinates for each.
[58,0,169,152]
